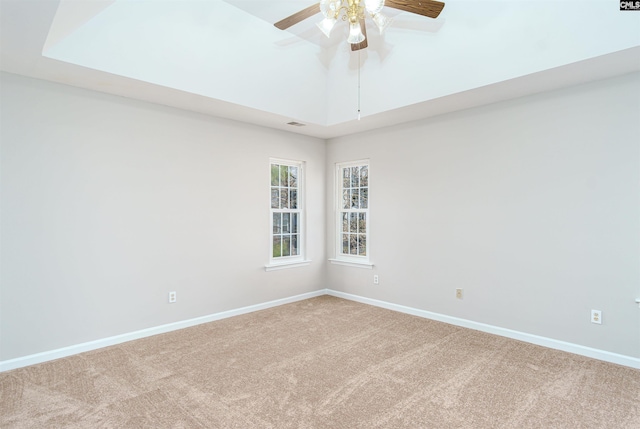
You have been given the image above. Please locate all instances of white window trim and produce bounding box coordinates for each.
[331,159,372,267]
[265,158,309,271]
[265,260,312,271]
[328,258,373,269]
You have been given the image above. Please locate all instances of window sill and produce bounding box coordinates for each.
[328,259,374,269]
[264,260,311,272]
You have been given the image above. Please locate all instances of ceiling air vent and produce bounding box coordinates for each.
[287,121,306,127]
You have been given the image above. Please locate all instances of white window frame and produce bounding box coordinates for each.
[265,158,310,271]
[330,159,373,269]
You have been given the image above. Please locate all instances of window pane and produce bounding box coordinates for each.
[358,234,367,256]
[351,188,359,209]
[360,165,368,187]
[343,189,350,210]
[336,162,368,261]
[289,166,298,188]
[273,236,281,258]
[271,164,280,187]
[280,187,289,209]
[360,188,368,209]
[358,213,366,233]
[273,213,281,234]
[343,167,350,188]
[280,165,289,188]
[270,160,304,262]
[351,166,359,188]
[349,234,358,255]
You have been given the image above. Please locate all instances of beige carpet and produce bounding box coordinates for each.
[1,296,639,428]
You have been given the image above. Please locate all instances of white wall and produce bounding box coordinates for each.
[326,73,640,358]
[2,71,639,365]
[0,72,326,361]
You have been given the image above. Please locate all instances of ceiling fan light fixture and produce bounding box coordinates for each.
[317,17,338,38]
[347,21,365,44]
[372,12,393,35]
[364,0,385,15]
[274,0,446,51]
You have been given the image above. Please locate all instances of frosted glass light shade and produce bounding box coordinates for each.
[372,13,393,34]
[320,0,342,18]
[364,0,385,14]
[319,0,330,17]
[317,17,337,38]
[347,22,365,44]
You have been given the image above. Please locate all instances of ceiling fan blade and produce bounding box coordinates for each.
[385,0,445,19]
[351,19,368,51]
[274,3,321,30]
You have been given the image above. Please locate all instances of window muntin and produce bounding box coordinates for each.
[270,160,303,263]
[336,161,369,261]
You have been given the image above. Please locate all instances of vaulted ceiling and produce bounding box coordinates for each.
[1,0,639,138]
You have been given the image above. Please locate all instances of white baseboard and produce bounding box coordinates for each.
[0,289,326,373]
[3,288,638,372]
[326,289,640,370]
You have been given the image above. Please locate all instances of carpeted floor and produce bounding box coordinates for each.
[1,296,639,428]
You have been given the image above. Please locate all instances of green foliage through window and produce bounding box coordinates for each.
[270,161,302,260]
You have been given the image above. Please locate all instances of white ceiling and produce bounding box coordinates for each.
[1,0,639,139]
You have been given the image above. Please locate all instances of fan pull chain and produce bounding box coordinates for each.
[357,50,361,121]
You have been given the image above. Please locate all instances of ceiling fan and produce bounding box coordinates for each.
[274,0,445,51]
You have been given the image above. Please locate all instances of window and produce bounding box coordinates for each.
[331,160,372,268]
[266,159,308,270]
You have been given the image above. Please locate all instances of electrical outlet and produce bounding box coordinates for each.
[373,275,379,285]
[169,291,177,303]
[591,309,602,324]
[456,288,463,299]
